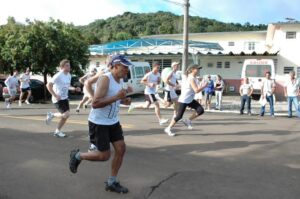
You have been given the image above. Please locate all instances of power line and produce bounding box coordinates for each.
[161,0,185,7]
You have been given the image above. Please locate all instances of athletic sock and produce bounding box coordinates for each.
[75,152,81,160]
[107,176,117,186]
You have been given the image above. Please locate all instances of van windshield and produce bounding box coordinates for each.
[245,65,271,77]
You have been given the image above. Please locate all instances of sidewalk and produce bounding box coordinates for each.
[69,94,296,117]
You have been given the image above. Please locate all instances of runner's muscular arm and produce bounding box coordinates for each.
[92,76,126,108]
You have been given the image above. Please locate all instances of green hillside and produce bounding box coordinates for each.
[77,11,267,45]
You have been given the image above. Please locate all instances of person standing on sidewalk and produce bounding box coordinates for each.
[239,77,253,115]
[260,71,276,117]
[19,67,32,106]
[214,74,224,110]
[204,75,214,110]
[45,59,81,138]
[284,71,300,118]
[128,62,169,125]
[4,69,19,109]
[164,64,207,136]
[69,54,132,194]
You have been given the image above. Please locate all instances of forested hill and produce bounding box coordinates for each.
[77,11,267,44]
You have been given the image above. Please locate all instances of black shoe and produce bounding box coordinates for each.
[76,109,80,114]
[105,182,129,194]
[240,112,244,115]
[69,149,81,173]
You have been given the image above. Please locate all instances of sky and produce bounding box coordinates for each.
[0,0,299,26]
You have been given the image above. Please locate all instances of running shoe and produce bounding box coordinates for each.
[25,100,30,104]
[182,119,193,130]
[18,100,22,106]
[84,104,88,109]
[164,127,176,137]
[6,102,11,109]
[75,109,80,114]
[45,112,54,125]
[127,104,135,113]
[159,118,169,125]
[69,149,81,173]
[88,143,98,152]
[54,131,67,138]
[105,181,129,194]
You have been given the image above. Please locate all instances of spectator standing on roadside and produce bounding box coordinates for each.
[204,75,214,110]
[239,77,253,115]
[214,74,224,110]
[284,71,300,118]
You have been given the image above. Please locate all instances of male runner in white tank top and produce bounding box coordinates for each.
[69,55,132,194]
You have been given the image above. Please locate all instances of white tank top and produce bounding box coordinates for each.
[144,71,160,94]
[88,72,122,125]
[165,72,177,91]
[178,74,196,104]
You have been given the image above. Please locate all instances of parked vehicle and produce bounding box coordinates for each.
[123,62,151,95]
[241,59,275,100]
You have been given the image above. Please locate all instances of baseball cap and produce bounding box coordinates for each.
[171,62,180,67]
[110,54,132,67]
[187,64,202,71]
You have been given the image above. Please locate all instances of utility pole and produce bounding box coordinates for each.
[182,0,190,73]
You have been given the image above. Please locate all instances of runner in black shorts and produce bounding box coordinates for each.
[69,54,133,194]
[45,59,81,138]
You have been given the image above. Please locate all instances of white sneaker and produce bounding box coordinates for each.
[182,119,193,130]
[25,100,30,104]
[164,127,176,137]
[46,112,54,125]
[128,104,135,113]
[88,144,98,152]
[6,103,11,109]
[18,101,22,106]
[54,131,67,138]
[159,118,169,125]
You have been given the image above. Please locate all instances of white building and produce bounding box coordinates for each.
[89,22,300,99]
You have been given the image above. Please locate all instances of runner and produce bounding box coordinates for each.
[45,59,81,138]
[164,64,207,136]
[75,67,97,113]
[69,54,132,194]
[128,62,169,125]
[4,69,19,109]
[163,62,180,118]
[19,67,31,106]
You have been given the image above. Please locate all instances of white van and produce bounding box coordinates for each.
[241,59,275,97]
[123,62,151,95]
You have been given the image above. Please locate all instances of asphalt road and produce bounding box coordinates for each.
[0,103,300,199]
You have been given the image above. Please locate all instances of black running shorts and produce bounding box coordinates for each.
[88,121,124,152]
[145,94,157,103]
[54,99,70,113]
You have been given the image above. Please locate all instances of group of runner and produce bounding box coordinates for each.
[41,54,208,194]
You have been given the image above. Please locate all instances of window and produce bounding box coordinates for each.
[145,59,153,67]
[228,42,235,46]
[135,67,145,78]
[246,65,271,77]
[96,62,100,67]
[207,63,213,68]
[248,42,255,50]
[286,32,296,39]
[217,62,222,68]
[284,66,294,74]
[297,67,300,77]
[225,61,230,68]
[163,59,172,68]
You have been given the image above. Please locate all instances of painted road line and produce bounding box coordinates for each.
[0,115,134,129]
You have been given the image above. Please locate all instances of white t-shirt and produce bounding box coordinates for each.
[144,71,160,95]
[194,79,204,100]
[240,83,253,95]
[179,74,196,104]
[20,73,30,88]
[285,79,300,97]
[165,71,177,91]
[88,72,122,125]
[50,71,71,103]
[5,76,19,91]
[262,79,275,96]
